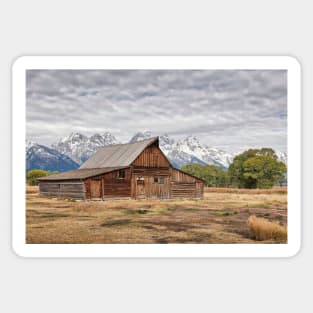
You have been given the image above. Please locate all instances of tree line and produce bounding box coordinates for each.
[181,148,287,189]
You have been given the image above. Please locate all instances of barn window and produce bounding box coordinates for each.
[153,177,158,183]
[118,169,125,179]
[159,177,164,184]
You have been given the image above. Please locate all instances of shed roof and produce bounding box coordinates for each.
[80,137,159,169]
[38,166,128,181]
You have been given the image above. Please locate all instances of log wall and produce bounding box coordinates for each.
[170,182,196,198]
[169,168,204,199]
[39,181,86,199]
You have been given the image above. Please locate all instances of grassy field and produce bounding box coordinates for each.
[26,186,287,244]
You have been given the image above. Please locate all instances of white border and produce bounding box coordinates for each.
[12,56,301,258]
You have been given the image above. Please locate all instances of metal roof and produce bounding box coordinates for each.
[79,137,159,169]
[38,166,128,181]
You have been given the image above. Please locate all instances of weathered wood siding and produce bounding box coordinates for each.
[170,168,197,183]
[85,168,131,199]
[89,180,102,199]
[170,168,204,199]
[130,144,171,199]
[132,166,169,176]
[131,175,170,199]
[39,181,86,199]
[195,182,204,198]
[130,146,203,199]
[170,182,196,198]
[132,144,170,167]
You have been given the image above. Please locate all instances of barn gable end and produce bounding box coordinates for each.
[132,140,171,168]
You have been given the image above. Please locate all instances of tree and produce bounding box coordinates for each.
[228,148,287,189]
[228,149,260,188]
[181,164,230,187]
[26,169,49,185]
[243,156,286,188]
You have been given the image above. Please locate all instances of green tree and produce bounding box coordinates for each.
[26,169,49,185]
[228,149,259,188]
[228,148,287,189]
[181,164,230,187]
[243,156,287,188]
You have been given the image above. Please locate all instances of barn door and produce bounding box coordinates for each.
[90,180,102,199]
[136,178,145,199]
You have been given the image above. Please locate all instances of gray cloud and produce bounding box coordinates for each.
[26,69,287,153]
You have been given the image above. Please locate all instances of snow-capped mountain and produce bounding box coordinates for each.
[26,140,79,172]
[130,131,179,157]
[159,134,176,155]
[26,139,36,151]
[130,132,234,168]
[276,151,287,164]
[52,132,119,164]
[167,149,207,168]
[28,131,287,172]
[129,131,153,143]
[169,135,233,169]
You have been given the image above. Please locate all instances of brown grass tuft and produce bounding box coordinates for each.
[247,215,287,241]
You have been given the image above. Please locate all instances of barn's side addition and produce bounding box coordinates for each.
[38,137,204,200]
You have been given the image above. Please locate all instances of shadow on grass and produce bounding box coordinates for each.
[100,219,132,227]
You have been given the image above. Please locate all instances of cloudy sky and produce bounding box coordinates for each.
[26,69,287,153]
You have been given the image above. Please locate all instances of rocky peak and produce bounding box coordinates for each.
[130,131,153,143]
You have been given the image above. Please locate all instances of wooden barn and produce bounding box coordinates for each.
[38,137,204,200]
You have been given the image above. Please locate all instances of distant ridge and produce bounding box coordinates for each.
[26,140,79,172]
[27,131,287,171]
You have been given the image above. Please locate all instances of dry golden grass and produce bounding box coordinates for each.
[247,215,287,241]
[26,185,39,194]
[205,187,287,194]
[26,185,287,244]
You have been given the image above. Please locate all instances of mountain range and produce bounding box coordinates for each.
[51,132,118,164]
[130,131,234,169]
[26,131,287,172]
[26,140,79,172]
